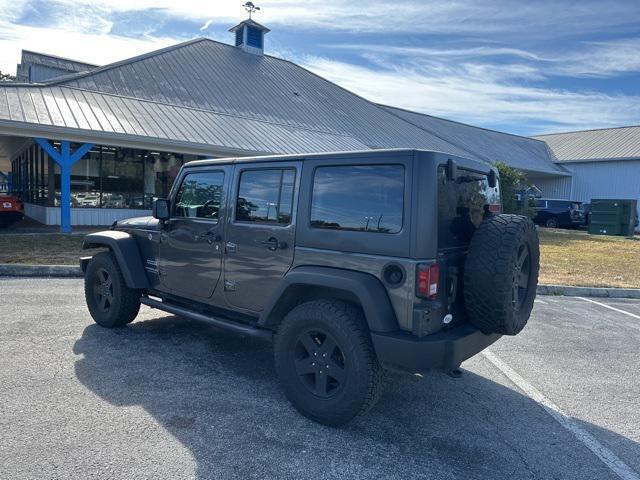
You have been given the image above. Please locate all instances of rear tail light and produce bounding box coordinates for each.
[488,203,501,213]
[417,263,440,299]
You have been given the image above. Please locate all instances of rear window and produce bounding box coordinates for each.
[438,167,501,248]
[311,165,404,233]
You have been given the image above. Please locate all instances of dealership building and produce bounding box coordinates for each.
[0,18,637,231]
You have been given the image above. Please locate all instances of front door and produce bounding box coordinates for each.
[223,162,300,312]
[159,168,228,298]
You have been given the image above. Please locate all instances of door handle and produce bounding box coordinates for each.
[259,237,287,251]
[203,231,222,244]
[194,230,221,244]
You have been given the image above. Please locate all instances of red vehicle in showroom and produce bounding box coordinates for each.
[0,195,24,227]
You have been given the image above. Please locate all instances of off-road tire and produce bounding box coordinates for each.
[274,300,384,426]
[85,251,141,328]
[464,214,539,335]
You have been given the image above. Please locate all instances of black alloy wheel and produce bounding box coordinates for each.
[84,251,141,328]
[293,329,346,398]
[274,299,384,426]
[93,267,114,313]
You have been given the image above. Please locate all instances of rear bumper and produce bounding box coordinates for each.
[371,323,501,373]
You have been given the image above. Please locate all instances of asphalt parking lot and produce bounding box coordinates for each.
[1,278,639,480]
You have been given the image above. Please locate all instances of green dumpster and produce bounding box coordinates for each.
[588,199,638,236]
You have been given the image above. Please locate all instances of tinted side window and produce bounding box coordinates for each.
[310,165,404,234]
[235,169,295,225]
[174,171,224,220]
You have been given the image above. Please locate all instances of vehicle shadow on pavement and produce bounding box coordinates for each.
[73,314,639,480]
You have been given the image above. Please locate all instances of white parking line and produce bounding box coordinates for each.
[577,297,640,321]
[482,350,640,480]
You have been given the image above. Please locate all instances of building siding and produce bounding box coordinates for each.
[529,175,573,199]
[562,160,640,209]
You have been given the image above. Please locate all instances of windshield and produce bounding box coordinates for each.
[437,167,501,249]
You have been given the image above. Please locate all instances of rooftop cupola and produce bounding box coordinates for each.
[229,2,270,55]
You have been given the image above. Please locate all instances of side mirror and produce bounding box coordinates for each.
[152,198,170,221]
[446,158,457,181]
[488,169,498,188]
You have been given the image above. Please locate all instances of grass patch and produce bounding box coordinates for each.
[1,228,639,289]
[538,228,640,288]
[0,234,101,265]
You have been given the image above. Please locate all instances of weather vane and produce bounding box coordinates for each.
[243,2,260,19]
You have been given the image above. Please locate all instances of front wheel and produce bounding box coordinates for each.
[85,251,141,328]
[274,300,383,426]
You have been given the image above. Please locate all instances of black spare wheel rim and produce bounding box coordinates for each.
[293,329,346,398]
[93,267,114,313]
[513,243,531,310]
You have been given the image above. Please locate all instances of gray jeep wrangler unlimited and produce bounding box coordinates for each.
[81,149,539,426]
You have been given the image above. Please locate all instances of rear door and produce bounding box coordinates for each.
[223,162,300,312]
[159,167,229,298]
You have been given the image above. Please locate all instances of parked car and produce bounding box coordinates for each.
[533,198,585,228]
[103,194,126,208]
[0,195,24,227]
[80,149,540,426]
[80,194,100,207]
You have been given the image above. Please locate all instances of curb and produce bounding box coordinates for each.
[536,284,640,299]
[0,264,82,278]
[1,265,640,299]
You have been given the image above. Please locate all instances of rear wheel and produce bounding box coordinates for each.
[274,300,383,426]
[85,251,141,328]
[545,217,559,228]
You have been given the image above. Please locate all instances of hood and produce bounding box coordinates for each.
[114,216,159,230]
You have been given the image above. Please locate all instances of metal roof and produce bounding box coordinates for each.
[16,50,98,83]
[21,50,98,73]
[533,126,640,162]
[381,105,567,175]
[0,36,562,175]
[49,38,468,153]
[0,85,367,156]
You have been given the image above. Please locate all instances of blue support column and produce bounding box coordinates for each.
[34,138,94,233]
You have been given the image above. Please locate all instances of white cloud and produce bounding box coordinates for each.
[3,0,639,35]
[0,20,178,73]
[199,19,214,32]
[551,38,640,77]
[300,56,640,134]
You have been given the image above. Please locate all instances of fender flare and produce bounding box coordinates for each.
[259,266,399,333]
[82,231,149,289]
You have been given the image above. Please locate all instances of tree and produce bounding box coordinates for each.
[495,161,536,218]
[0,70,15,82]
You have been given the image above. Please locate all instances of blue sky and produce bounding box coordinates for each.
[1,0,639,135]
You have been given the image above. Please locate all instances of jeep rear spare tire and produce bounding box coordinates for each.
[463,214,539,335]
